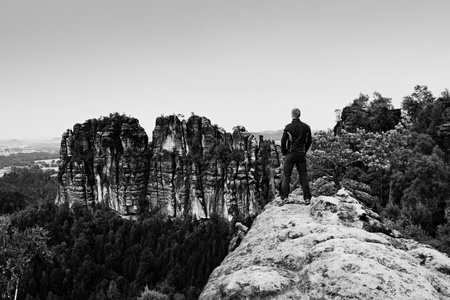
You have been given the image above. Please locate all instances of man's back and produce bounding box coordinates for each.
[281,119,312,155]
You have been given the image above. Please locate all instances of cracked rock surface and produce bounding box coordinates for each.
[200,189,450,300]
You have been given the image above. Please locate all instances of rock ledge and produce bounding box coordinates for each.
[200,189,450,300]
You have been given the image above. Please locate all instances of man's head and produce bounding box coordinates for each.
[291,108,301,119]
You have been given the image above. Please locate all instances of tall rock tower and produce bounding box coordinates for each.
[56,113,151,214]
[56,113,283,221]
[148,114,282,220]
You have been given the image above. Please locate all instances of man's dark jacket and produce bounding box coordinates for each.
[281,118,312,156]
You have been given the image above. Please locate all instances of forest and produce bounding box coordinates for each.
[1,84,450,299]
[0,165,233,299]
[307,85,450,254]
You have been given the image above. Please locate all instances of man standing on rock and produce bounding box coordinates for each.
[281,108,312,204]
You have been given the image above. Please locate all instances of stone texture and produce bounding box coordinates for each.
[199,189,450,300]
[56,114,283,221]
[56,114,151,214]
[148,115,282,220]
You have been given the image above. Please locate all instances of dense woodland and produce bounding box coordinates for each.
[308,85,450,254]
[0,167,57,215]
[0,166,234,299]
[1,204,231,300]
[2,85,450,299]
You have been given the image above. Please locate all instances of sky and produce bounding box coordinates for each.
[1,0,450,140]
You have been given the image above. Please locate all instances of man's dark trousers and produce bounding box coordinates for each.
[281,152,311,200]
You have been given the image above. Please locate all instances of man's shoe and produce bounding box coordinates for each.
[304,198,311,205]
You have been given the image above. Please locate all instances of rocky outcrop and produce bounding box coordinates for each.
[56,114,151,214]
[148,115,282,220]
[438,123,450,164]
[334,103,401,135]
[56,114,283,221]
[200,189,450,300]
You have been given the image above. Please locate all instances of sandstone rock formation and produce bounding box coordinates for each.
[148,114,282,220]
[200,189,450,300]
[56,114,283,221]
[56,114,151,214]
[333,103,401,135]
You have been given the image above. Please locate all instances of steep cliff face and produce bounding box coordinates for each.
[148,115,282,220]
[56,114,151,214]
[56,114,283,220]
[200,189,450,300]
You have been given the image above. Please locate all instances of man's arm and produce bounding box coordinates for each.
[305,126,312,153]
[281,129,288,156]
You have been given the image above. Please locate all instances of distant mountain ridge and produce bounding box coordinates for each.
[253,129,320,144]
[251,129,284,142]
[0,138,60,148]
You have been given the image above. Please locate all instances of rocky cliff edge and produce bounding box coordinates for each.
[200,189,450,300]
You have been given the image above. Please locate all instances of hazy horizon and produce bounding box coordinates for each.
[0,120,286,142]
[1,0,450,140]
